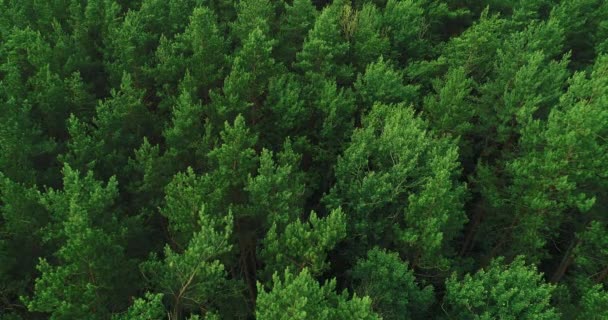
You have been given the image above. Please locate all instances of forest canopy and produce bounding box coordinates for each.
[1,0,607,319]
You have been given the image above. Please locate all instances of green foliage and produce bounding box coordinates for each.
[111,293,165,320]
[296,3,352,82]
[444,256,558,320]
[261,208,346,278]
[256,268,380,320]
[3,0,608,318]
[232,0,274,43]
[354,57,418,111]
[326,103,466,267]
[151,6,227,105]
[276,0,317,64]
[61,73,155,181]
[212,27,279,123]
[351,248,434,320]
[24,165,135,320]
[142,207,236,319]
[576,284,608,320]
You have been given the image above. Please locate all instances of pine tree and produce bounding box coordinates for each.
[61,73,156,181]
[111,293,165,320]
[150,6,227,108]
[141,207,240,319]
[350,3,389,72]
[256,268,380,320]
[354,57,418,113]
[275,0,317,64]
[444,256,558,320]
[351,248,434,320]
[325,103,466,268]
[231,0,274,44]
[25,165,136,319]
[296,2,352,84]
[211,27,279,125]
[260,208,346,278]
[0,175,49,315]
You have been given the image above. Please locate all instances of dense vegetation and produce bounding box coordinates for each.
[1,0,607,319]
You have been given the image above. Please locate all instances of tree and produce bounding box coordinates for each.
[576,284,608,320]
[211,27,279,125]
[111,293,165,320]
[349,3,389,72]
[382,0,426,63]
[256,268,380,320]
[61,73,156,182]
[150,6,227,108]
[275,0,317,64]
[296,2,352,84]
[260,208,346,278]
[494,55,608,263]
[163,79,215,171]
[231,0,274,44]
[351,248,434,320]
[354,57,418,113]
[325,103,466,268]
[443,256,558,320]
[25,165,136,320]
[141,207,240,319]
[0,175,49,315]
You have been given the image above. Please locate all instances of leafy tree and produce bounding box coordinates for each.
[354,57,418,113]
[382,0,426,63]
[492,55,608,263]
[349,3,389,72]
[211,27,279,125]
[576,284,608,320]
[61,73,155,182]
[0,176,49,315]
[150,6,227,108]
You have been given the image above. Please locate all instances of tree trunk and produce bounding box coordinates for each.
[460,201,484,257]
[596,266,608,284]
[551,238,579,283]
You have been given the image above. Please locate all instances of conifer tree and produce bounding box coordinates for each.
[443,256,558,320]
[256,268,380,320]
[141,207,239,319]
[326,103,466,268]
[351,248,434,320]
[275,0,317,64]
[25,165,136,320]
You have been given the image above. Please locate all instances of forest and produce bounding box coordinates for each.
[0,0,607,319]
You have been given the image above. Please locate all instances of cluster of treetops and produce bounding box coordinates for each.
[1,0,608,319]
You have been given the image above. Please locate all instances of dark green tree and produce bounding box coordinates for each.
[351,248,434,320]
